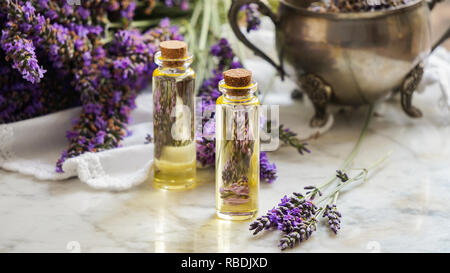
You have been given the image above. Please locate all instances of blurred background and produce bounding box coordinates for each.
[431,0,450,49]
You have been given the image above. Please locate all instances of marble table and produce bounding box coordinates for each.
[1,82,450,252]
[2,8,449,253]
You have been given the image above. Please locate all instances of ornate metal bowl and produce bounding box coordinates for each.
[229,0,450,126]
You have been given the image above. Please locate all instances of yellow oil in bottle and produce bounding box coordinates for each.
[215,89,260,220]
[153,142,196,190]
[152,49,196,191]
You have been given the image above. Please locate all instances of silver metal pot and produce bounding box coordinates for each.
[229,0,450,126]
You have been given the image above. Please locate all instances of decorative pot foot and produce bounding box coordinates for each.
[300,74,332,128]
[400,62,424,118]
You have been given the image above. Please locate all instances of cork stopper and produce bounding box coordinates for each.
[160,40,187,59]
[223,69,253,96]
[224,69,252,87]
[159,40,188,68]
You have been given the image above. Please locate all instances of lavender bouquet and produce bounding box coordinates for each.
[0,0,299,181]
[250,105,390,250]
[0,0,190,171]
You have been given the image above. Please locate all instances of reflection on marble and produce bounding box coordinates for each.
[1,81,450,253]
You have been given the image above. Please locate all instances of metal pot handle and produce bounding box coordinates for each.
[228,0,285,79]
[427,0,444,10]
[400,0,449,118]
[433,27,450,51]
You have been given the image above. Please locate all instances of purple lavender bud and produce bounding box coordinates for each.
[336,170,349,182]
[260,152,277,183]
[323,204,342,234]
[242,3,261,33]
[0,29,46,84]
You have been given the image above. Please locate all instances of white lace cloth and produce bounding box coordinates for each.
[1,48,449,191]
[0,92,154,191]
[418,48,450,120]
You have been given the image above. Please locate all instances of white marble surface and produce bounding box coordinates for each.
[2,15,450,253]
[1,83,450,252]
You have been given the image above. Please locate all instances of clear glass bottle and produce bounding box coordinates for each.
[215,69,260,220]
[152,41,196,190]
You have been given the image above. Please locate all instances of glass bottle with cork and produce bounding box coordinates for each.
[152,40,196,190]
[215,69,260,220]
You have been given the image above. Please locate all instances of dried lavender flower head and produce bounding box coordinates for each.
[323,204,342,234]
[242,3,261,33]
[336,170,349,182]
[308,0,416,13]
[0,0,185,172]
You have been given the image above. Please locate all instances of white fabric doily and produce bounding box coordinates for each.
[0,92,154,191]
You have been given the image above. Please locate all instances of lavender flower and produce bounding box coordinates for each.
[250,191,326,250]
[249,104,389,250]
[197,137,215,166]
[249,153,389,250]
[198,39,241,108]
[207,38,242,73]
[145,134,153,144]
[164,0,190,10]
[0,0,185,171]
[304,185,322,200]
[323,204,342,234]
[121,1,136,21]
[278,218,318,250]
[0,29,46,84]
[336,170,349,182]
[279,124,311,155]
[0,44,78,124]
[250,192,322,250]
[260,152,277,184]
[250,193,318,236]
[242,3,261,33]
